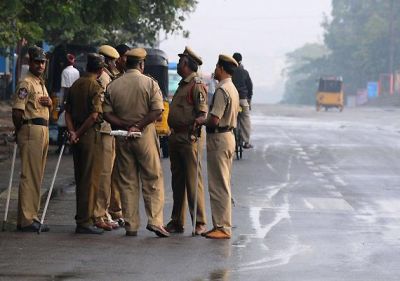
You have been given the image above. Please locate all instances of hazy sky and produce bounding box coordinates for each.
[160,0,332,103]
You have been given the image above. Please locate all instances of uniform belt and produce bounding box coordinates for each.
[206,126,233,134]
[22,118,48,127]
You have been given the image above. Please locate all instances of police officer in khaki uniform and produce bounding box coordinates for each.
[12,46,52,232]
[65,53,105,235]
[203,55,239,239]
[103,48,169,237]
[165,47,208,235]
[93,45,122,230]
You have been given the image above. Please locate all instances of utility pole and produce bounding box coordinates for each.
[388,0,395,95]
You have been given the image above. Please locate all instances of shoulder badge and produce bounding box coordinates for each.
[193,76,203,84]
[18,88,28,99]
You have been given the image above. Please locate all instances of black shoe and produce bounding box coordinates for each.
[243,143,253,149]
[75,225,104,235]
[126,230,138,236]
[164,220,184,233]
[146,224,170,238]
[20,221,50,232]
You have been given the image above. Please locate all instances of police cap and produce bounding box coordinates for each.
[218,54,238,67]
[87,53,105,69]
[126,48,147,60]
[99,45,120,59]
[178,46,202,66]
[28,46,46,61]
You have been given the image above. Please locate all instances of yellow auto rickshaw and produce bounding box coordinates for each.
[316,77,344,112]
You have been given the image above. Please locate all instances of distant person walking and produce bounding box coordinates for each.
[232,52,253,149]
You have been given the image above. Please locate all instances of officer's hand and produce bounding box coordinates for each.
[39,96,52,107]
[69,131,79,144]
[194,116,205,127]
[128,126,141,133]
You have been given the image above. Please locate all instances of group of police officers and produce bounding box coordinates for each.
[11,44,241,239]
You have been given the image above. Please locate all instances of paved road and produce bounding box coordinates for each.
[1,104,400,280]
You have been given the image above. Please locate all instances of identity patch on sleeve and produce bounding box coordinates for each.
[18,88,28,99]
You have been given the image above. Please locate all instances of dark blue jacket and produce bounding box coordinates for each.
[232,64,253,100]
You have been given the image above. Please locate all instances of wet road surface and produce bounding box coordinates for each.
[1,105,400,280]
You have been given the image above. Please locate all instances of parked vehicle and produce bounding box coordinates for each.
[316,76,344,112]
[144,48,170,158]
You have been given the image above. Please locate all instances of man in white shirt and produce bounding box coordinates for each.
[56,54,80,154]
[61,54,80,103]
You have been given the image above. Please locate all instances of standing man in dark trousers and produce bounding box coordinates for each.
[103,48,169,238]
[203,55,239,239]
[12,46,52,232]
[232,52,253,149]
[65,53,105,235]
[165,47,208,235]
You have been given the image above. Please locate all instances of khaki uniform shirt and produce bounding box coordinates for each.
[65,73,103,126]
[209,78,240,128]
[98,68,118,133]
[168,72,208,129]
[103,69,164,123]
[12,71,50,120]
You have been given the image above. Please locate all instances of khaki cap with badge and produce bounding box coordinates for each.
[126,48,147,60]
[178,46,202,66]
[87,53,105,69]
[99,45,120,59]
[218,54,238,67]
[28,46,46,61]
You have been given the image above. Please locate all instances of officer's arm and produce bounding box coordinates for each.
[12,109,24,132]
[74,112,99,139]
[129,109,162,132]
[65,111,78,144]
[103,112,131,130]
[206,114,220,128]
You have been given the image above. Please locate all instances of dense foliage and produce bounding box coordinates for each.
[283,0,400,104]
[0,0,196,49]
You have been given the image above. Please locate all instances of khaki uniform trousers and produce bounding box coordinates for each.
[109,165,123,220]
[93,134,116,222]
[113,125,164,231]
[168,132,207,227]
[17,124,49,227]
[206,131,235,235]
[238,99,251,144]
[72,128,103,227]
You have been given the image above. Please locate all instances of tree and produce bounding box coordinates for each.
[0,0,197,49]
[283,0,400,104]
[282,43,329,104]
